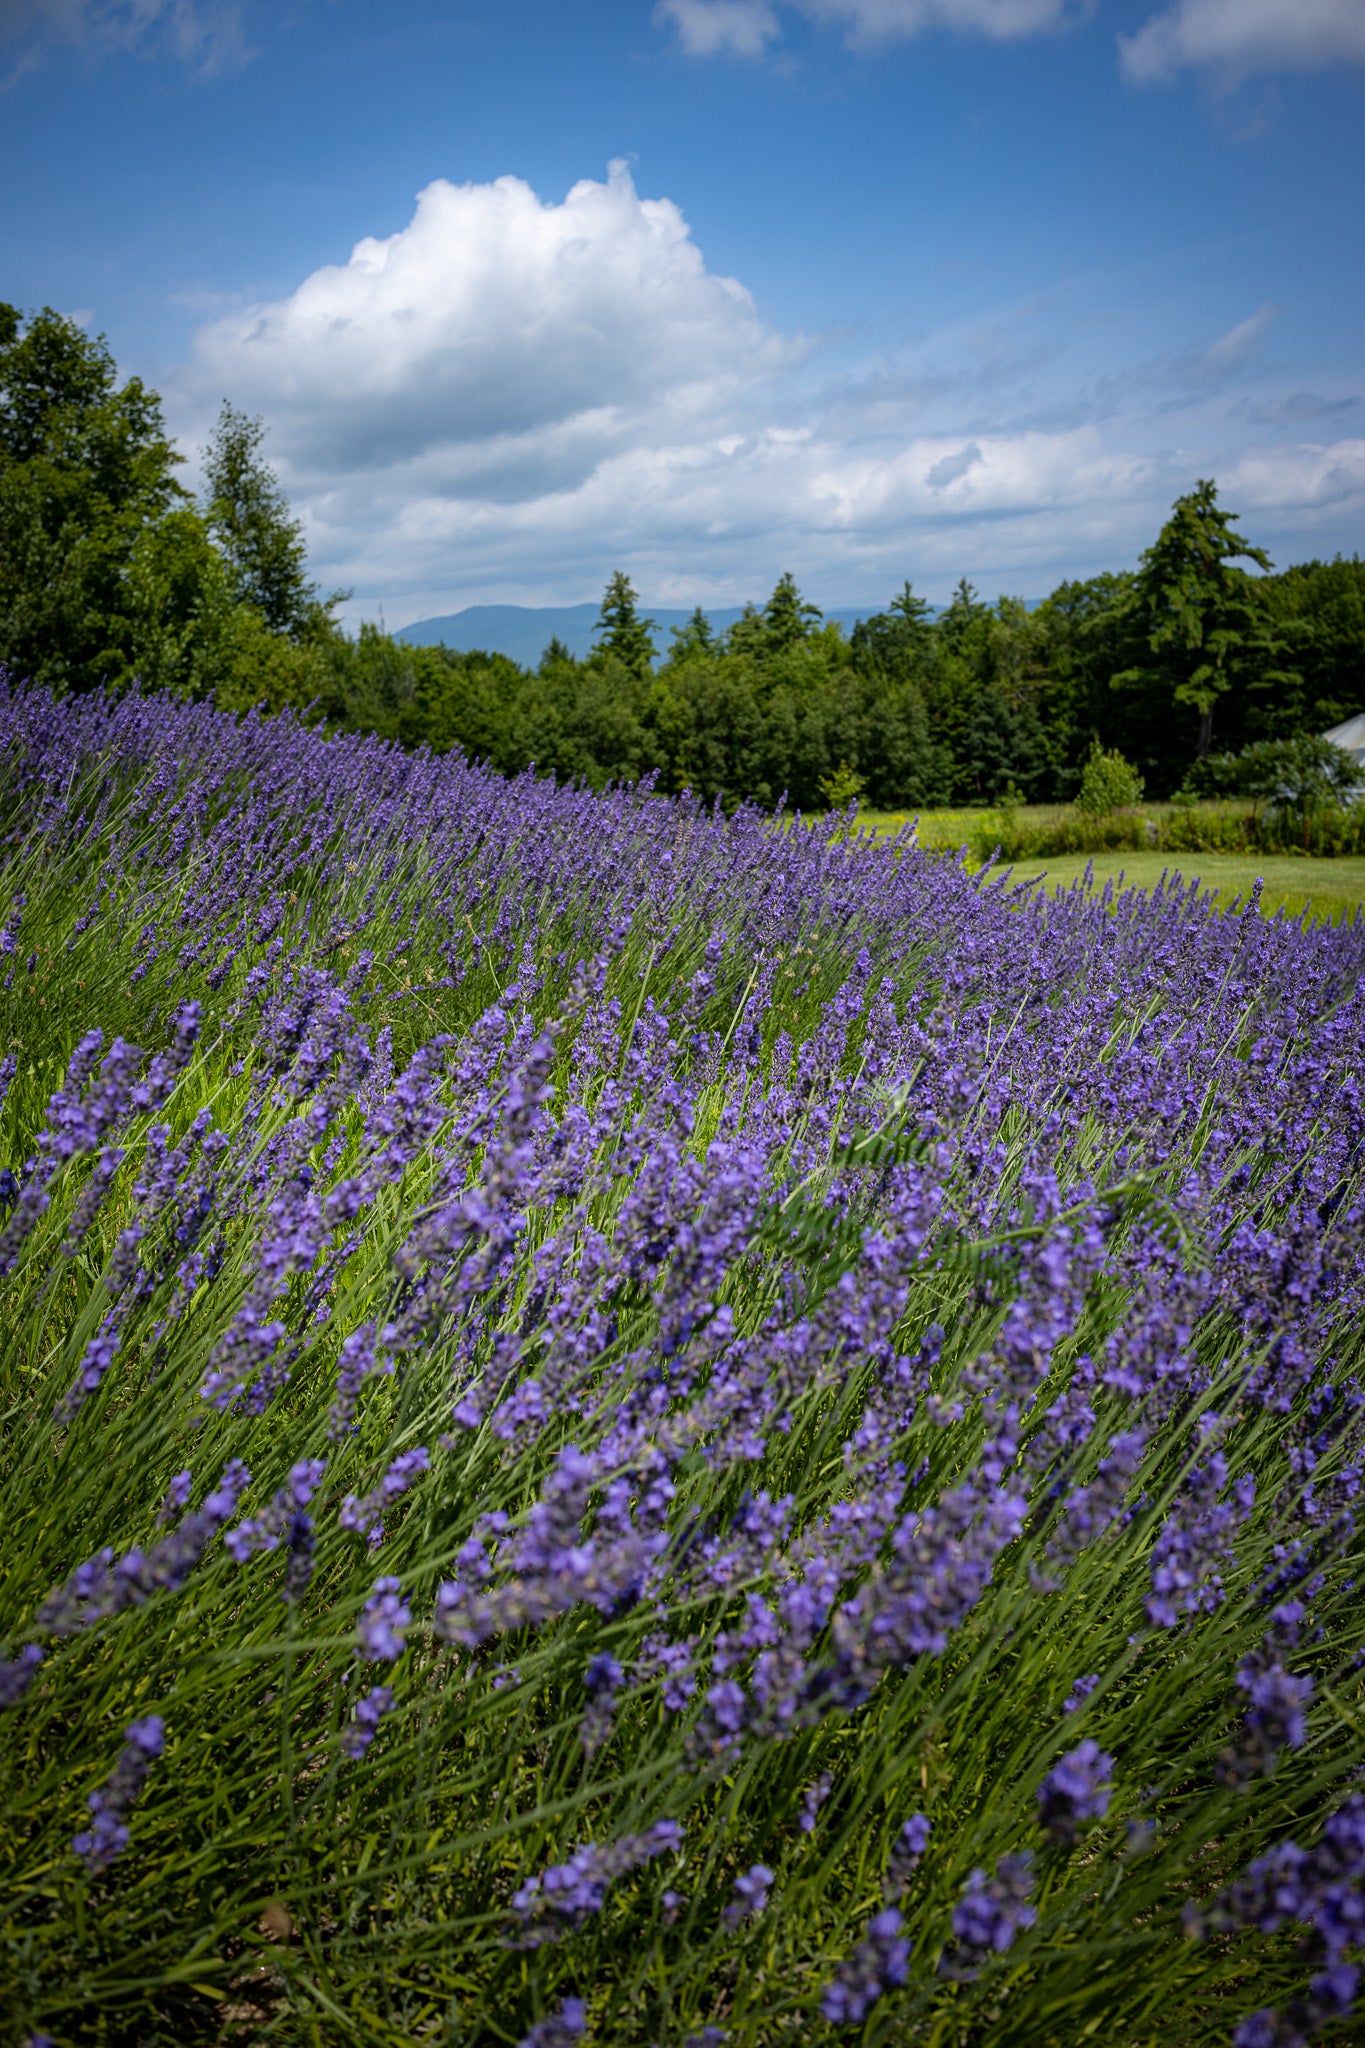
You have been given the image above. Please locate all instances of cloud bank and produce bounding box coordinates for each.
[659,0,1088,56]
[168,162,1365,622]
[661,0,1365,81]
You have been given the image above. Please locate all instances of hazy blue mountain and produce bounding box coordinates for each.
[394,602,882,667]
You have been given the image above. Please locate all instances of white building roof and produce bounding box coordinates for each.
[1323,712,1365,762]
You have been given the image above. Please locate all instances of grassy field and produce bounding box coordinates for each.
[859,809,1365,925]
[1015,852,1365,925]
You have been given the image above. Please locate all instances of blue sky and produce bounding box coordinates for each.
[3,0,1363,626]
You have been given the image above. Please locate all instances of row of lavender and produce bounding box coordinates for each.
[2,675,1365,2046]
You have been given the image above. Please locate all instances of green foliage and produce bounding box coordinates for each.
[1075,743,1145,817]
[817,759,864,810]
[0,303,187,691]
[762,570,823,652]
[1186,734,1365,813]
[0,307,345,704]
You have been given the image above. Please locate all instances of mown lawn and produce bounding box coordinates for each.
[1013,851,1365,926]
[857,810,1365,925]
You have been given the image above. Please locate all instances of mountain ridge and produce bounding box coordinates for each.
[393,601,887,667]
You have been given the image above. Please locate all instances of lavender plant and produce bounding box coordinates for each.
[1,672,1364,2045]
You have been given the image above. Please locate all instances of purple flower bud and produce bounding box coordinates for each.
[945,1854,1037,1974]
[724,1862,774,1926]
[358,1576,410,1662]
[517,2000,587,2048]
[0,1643,43,1708]
[1037,1740,1114,1844]
[821,1907,912,2023]
[342,1685,396,1760]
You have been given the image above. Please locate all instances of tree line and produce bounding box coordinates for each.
[3,303,1362,810]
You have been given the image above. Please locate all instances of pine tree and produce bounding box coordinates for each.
[1115,479,1289,761]
[593,571,657,677]
[667,605,715,662]
[763,572,822,652]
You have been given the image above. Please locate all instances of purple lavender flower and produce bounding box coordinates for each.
[799,1772,831,1833]
[886,1812,931,1895]
[1233,1966,1358,2048]
[511,1821,683,1947]
[39,1460,250,1636]
[1037,1739,1114,1844]
[1190,1795,1365,2046]
[341,1685,396,1760]
[944,1854,1037,1975]
[158,1470,194,1523]
[0,1644,43,1708]
[1062,1673,1101,1713]
[1222,1649,1315,1783]
[516,2001,587,2048]
[226,1461,325,1601]
[338,1446,430,1547]
[55,1314,125,1423]
[724,1862,774,1926]
[73,1715,165,1871]
[1146,1451,1255,1629]
[357,1576,411,1662]
[328,1323,392,1440]
[821,1907,912,2024]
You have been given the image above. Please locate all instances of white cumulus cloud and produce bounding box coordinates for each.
[1120,0,1365,84]
[181,161,795,480]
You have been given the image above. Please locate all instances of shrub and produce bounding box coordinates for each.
[1074,743,1145,817]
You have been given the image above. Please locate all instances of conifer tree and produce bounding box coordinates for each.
[1114,479,1290,761]
[763,571,822,652]
[593,571,657,677]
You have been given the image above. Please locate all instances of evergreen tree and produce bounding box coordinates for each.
[666,605,715,663]
[538,635,576,675]
[202,402,320,639]
[763,571,822,652]
[890,580,933,632]
[1114,479,1290,763]
[592,571,656,678]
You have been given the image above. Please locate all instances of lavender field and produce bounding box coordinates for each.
[2,679,1365,2048]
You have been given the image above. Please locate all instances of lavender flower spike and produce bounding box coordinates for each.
[724,1862,774,1926]
[0,1644,43,1708]
[821,1907,912,2024]
[73,1715,165,1871]
[357,1576,411,1662]
[1037,1739,1115,1844]
[517,2000,588,2048]
[342,1685,396,1760]
[944,1853,1037,1975]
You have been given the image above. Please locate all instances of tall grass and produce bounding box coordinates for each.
[2,680,1365,2047]
[863,800,1365,865]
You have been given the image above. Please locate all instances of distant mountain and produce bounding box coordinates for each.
[393,601,883,667]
